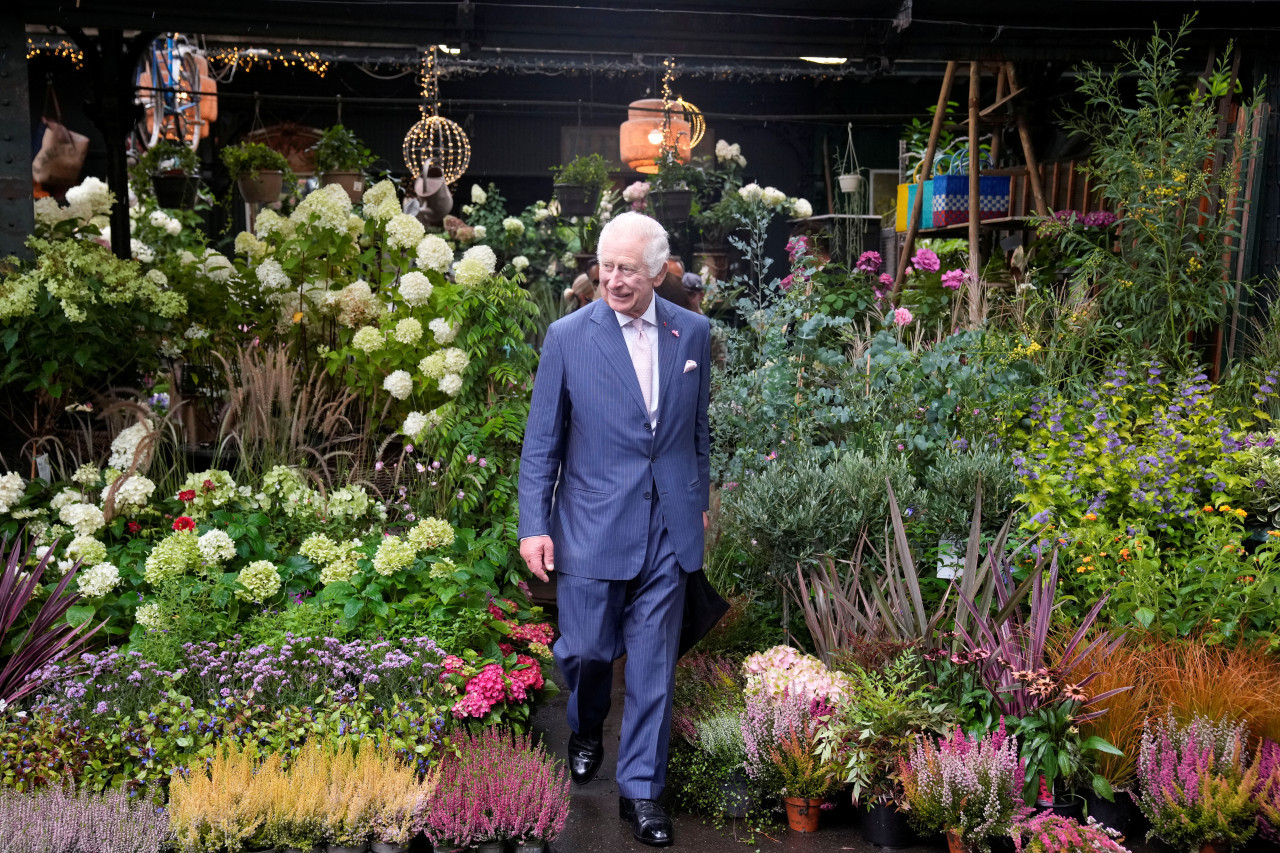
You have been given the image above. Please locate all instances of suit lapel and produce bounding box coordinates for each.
[589,299,651,420]
[655,297,681,421]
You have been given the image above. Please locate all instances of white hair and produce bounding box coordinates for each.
[597,211,669,277]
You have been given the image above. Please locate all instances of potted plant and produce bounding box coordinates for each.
[648,148,702,226]
[311,124,375,202]
[1017,813,1131,853]
[770,720,840,833]
[899,722,1033,853]
[1136,714,1259,853]
[819,650,954,848]
[552,152,611,218]
[222,140,291,204]
[135,140,201,209]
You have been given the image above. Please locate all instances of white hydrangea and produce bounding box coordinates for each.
[502,217,525,236]
[107,421,154,472]
[347,214,367,241]
[111,474,156,511]
[471,185,487,204]
[738,183,764,203]
[761,186,788,209]
[148,210,169,228]
[131,240,155,264]
[393,318,423,345]
[533,206,552,222]
[400,271,435,306]
[386,213,426,251]
[429,318,457,344]
[352,326,384,354]
[419,351,445,379]
[439,373,463,396]
[235,560,282,602]
[256,258,289,291]
[234,231,266,258]
[198,528,237,564]
[362,179,400,222]
[291,182,352,233]
[135,602,163,630]
[254,208,295,240]
[72,465,100,487]
[512,255,530,271]
[453,256,489,287]
[165,218,182,236]
[0,472,25,515]
[66,534,108,567]
[403,411,428,438]
[78,562,121,598]
[441,347,470,373]
[64,177,115,218]
[416,235,454,274]
[59,503,105,537]
[49,488,81,513]
[790,198,813,219]
[472,225,487,240]
[332,279,380,327]
[33,196,63,228]
[203,252,234,283]
[383,370,414,400]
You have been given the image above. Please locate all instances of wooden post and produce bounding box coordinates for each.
[989,64,1007,166]
[893,60,957,299]
[967,62,982,326]
[1005,62,1048,216]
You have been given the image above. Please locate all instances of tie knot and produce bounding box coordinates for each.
[630,318,645,331]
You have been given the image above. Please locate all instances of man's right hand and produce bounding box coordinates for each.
[519,535,556,582]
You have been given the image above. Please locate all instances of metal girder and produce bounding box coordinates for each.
[0,11,33,260]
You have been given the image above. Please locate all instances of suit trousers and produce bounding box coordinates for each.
[553,485,688,800]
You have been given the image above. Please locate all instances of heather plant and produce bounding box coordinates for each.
[740,686,826,795]
[1016,813,1131,853]
[1256,740,1280,844]
[1136,714,1259,851]
[898,721,1033,852]
[0,784,169,853]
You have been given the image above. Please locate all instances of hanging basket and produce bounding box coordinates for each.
[649,188,694,226]
[151,174,200,210]
[322,171,364,203]
[236,170,284,204]
[554,183,599,218]
[838,173,865,194]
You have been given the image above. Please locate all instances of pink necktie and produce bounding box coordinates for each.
[630,318,653,413]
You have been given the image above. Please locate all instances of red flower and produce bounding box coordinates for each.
[201,478,216,493]
[126,522,141,534]
[178,489,196,502]
[172,516,196,532]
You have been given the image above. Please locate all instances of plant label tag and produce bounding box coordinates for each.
[35,454,51,482]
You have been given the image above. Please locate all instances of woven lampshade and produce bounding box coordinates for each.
[619,98,692,174]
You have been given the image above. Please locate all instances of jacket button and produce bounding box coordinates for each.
[643,491,651,500]
[650,455,657,462]
[643,422,650,429]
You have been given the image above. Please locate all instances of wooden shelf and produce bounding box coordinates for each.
[917,215,1029,235]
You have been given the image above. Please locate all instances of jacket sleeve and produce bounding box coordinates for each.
[517,325,569,539]
[696,317,712,512]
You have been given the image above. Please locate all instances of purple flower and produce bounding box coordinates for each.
[856,250,882,273]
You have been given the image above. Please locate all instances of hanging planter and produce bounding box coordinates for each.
[237,170,284,204]
[554,183,599,218]
[322,171,364,203]
[151,174,200,210]
[649,188,694,226]
[838,173,865,194]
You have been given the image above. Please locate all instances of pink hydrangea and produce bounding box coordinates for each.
[911,247,941,272]
[856,250,882,273]
[741,644,847,704]
[452,663,509,718]
[941,269,966,290]
[878,273,893,286]
[894,307,914,326]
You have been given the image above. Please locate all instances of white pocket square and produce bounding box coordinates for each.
[683,359,698,373]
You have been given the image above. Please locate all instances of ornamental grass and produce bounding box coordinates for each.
[1145,638,1280,744]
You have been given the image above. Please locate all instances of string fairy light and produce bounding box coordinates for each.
[206,47,331,77]
[402,46,471,183]
[26,39,84,68]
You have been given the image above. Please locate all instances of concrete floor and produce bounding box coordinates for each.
[530,658,1166,853]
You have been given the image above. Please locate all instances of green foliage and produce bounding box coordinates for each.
[1049,18,1258,368]
[311,125,375,174]
[220,141,290,180]
[134,140,199,178]
[550,153,611,192]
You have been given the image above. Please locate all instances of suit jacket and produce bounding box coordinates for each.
[518,295,712,580]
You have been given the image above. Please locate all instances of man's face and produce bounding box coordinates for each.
[598,231,663,319]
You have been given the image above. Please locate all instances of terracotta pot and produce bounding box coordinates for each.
[946,829,977,853]
[783,796,823,833]
[321,170,364,203]
[237,170,284,204]
[1199,842,1228,853]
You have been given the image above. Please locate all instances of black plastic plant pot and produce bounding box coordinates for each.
[861,802,917,849]
[554,183,598,218]
[151,174,199,209]
[1083,789,1138,839]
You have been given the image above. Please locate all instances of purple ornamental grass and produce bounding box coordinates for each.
[1,534,104,706]
[0,785,169,853]
[416,727,570,846]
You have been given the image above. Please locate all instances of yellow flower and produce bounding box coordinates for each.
[1076,566,1086,574]
[1219,504,1231,512]
[1268,531,1280,537]
[1084,513,1098,522]
[1235,509,1247,518]
[1082,556,1092,563]
[1203,506,1215,512]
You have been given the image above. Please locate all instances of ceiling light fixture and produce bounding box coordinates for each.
[800,56,848,65]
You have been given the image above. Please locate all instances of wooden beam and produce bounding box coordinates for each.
[893,60,957,298]
[967,60,981,325]
[1005,62,1048,216]
[988,65,1008,166]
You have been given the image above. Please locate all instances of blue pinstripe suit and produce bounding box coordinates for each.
[518,294,711,798]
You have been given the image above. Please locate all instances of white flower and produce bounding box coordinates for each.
[512,255,530,271]
[66,535,107,567]
[383,370,413,400]
[33,197,63,228]
[256,258,289,291]
[59,503,105,537]
[290,182,352,233]
[332,279,380,327]
[362,179,400,222]
[234,231,266,258]
[78,562,121,598]
[429,317,457,344]
[761,186,787,209]
[111,474,156,511]
[502,217,525,236]
[738,183,763,203]
[790,197,813,219]
[202,252,234,283]
[454,257,489,288]
[415,236,453,274]
[400,270,435,306]
[419,352,445,379]
[165,218,182,236]
[403,411,428,438]
[441,347,470,374]
[198,529,237,564]
[235,560,282,602]
[0,472,25,515]
[471,185,487,204]
[533,207,552,222]
[472,224,486,240]
[135,602,162,630]
[386,213,426,251]
[461,204,475,217]
[622,181,651,202]
[72,464,100,487]
[463,245,497,274]
[254,208,294,239]
[394,318,424,345]
[64,177,114,218]
[131,240,154,263]
[107,421,153,471]
[148,210,169,228]
[145,269,167,288]
[352,326,384,353]
[439,373,463,396]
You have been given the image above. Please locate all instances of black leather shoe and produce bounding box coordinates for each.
[619,797,674,847]
[567,728,603,786]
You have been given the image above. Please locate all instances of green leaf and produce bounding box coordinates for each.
[343,599,365,619]
[65,604,96,627]
[1134,607,1156,629]
[1091,775,1115,801]
[1081,735,1123,756]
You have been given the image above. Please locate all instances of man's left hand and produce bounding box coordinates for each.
[703,511,709,531]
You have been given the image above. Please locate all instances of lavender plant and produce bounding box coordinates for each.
[0,785,168,853]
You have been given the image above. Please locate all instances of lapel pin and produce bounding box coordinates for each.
[671,329,680,337]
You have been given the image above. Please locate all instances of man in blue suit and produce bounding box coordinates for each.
[518,211,711,847]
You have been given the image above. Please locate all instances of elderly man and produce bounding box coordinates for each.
[518,211,712,847]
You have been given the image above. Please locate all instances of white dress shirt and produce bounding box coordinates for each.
[616,299,660,428]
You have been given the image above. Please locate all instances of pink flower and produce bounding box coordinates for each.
[878,273,893,286]
[856,250,882,273]
[911,247,941,272]
[405,444,415,453]
[375,461,384,471]
[671,329,679,337]
[466,454,477,463]
[941,268,966,290]
[894,307,914,326]
[416,463,426,473]
[479,458,487,467]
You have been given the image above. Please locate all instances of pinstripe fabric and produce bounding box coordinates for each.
[517,295,711,580]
